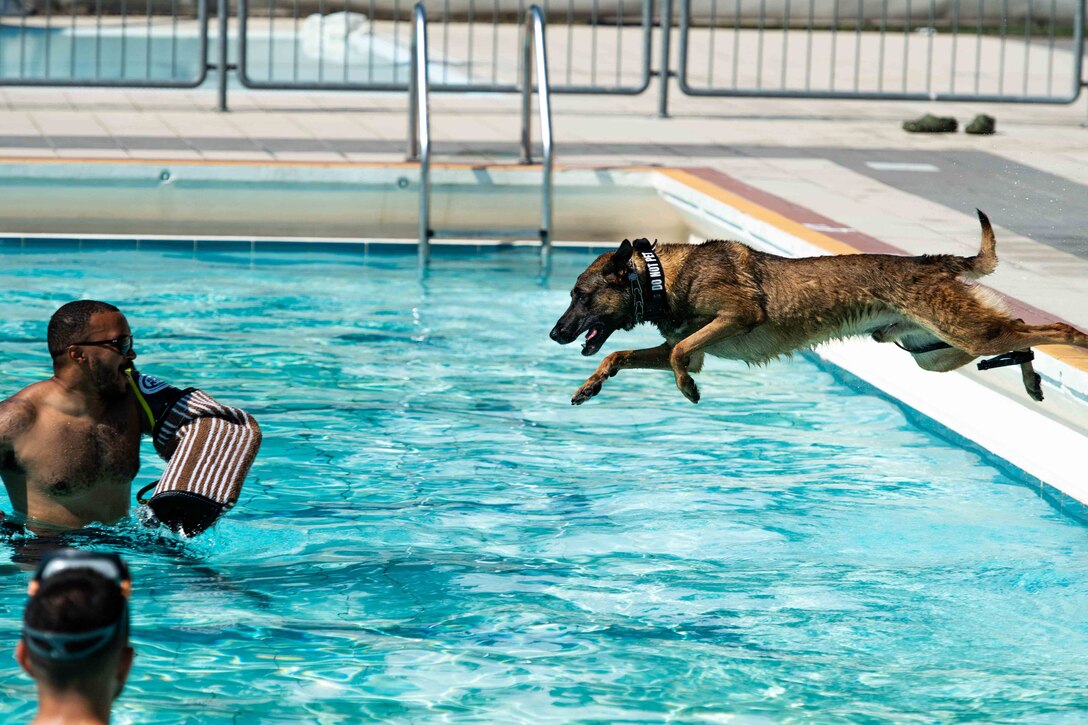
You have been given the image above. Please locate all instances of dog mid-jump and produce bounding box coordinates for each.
[550,211,1088,405]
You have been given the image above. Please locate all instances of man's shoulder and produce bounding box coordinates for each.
[0,390,40,444]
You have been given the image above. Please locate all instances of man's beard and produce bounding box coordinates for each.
[91,360,129,401]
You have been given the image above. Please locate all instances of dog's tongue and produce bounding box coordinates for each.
[581,326,603,356]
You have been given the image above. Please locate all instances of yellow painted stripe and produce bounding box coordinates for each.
[1038,345,1088,371]
[653,168,862,256]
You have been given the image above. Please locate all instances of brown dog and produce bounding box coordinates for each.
[550,211,1088,405]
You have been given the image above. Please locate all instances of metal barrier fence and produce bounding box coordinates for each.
[1,0,1084,104]
[237,0,653,93]
[0,0,207,86]
[409,3,555,271]
[677,0,1086,102]
[0,0,651,93]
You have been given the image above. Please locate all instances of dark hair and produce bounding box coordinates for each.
[47,300,121,358]
[23,569,128,687]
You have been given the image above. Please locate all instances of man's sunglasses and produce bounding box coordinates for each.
[71,334,135,357]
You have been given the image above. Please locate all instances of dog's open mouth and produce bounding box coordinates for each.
[581,324,613,356]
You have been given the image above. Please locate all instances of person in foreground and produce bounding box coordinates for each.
[16,549,135,725]
[0,300,261,536]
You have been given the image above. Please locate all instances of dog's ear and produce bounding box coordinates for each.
[605,239,634,275]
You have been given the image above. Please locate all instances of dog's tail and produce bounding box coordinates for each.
[965,209,998,278]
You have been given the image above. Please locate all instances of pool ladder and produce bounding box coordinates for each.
[408,3,555,276]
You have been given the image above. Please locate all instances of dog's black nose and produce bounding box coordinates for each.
[549,326,562,342]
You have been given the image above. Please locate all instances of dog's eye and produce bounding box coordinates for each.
[572,290,587,302]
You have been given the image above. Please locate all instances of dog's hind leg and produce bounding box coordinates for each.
[1017,351,1044,401]
[571,343,677,405]
[871,323,979,371]
[927,315,1088,359]
[893,333,1044,400]
[898,281,1088,358]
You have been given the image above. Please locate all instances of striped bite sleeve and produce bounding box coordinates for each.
[151,390,262,510]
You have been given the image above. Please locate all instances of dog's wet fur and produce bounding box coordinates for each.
[551,211,1088,405]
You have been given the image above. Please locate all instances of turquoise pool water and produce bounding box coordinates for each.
[0,26,445,86]
[1,242,1088,722]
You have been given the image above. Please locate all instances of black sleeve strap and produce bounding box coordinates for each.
[977,350,1035,371]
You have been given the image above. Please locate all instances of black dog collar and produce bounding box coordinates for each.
[626,238,667,324]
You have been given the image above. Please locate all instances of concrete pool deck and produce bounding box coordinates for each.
[2,82,1088,508]
[2,85,1086,326]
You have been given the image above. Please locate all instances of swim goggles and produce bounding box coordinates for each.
[23,549,132,662]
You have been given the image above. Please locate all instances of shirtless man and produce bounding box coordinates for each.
[1,300,260,534]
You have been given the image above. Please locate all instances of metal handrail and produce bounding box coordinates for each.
[408,2,555,275]
[521,4,555,267]
[408,3,431,273]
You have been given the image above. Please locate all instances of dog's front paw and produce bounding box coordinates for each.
[572,375,606,405]
[676,374,700,404]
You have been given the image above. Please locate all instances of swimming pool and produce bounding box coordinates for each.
[0,23,456,86]
[2,242,1088,722]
